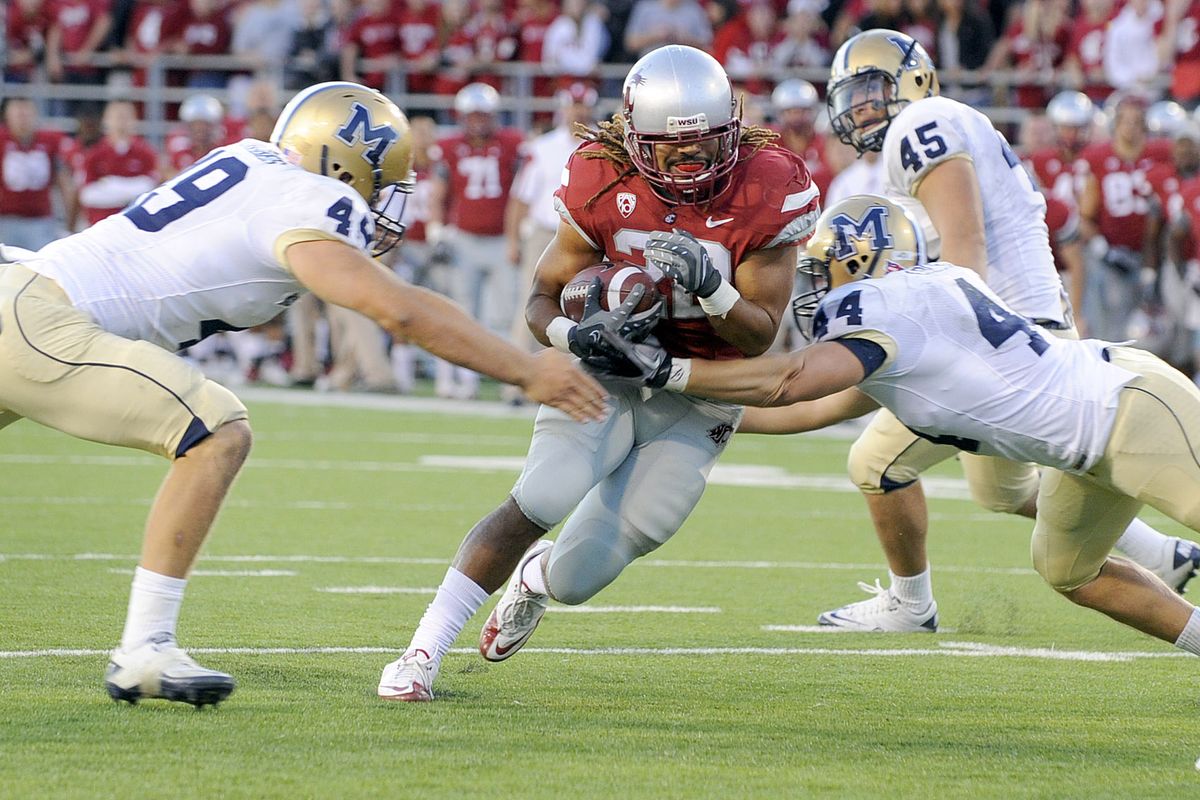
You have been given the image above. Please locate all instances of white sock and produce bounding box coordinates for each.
[1174,608,1200,656]
[889,567,933,607]
[520,550,549,596]
[120,566,187,650]
[390,344,414,393]
[407,567,491,662]
[1115,518,1170,568]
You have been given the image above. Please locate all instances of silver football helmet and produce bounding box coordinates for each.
[1147,100,1189,137]
[180,94,223,124]
[771,79,819,112]
[1046,90,1094,128]
[622,45,741,204]
[454,82,501,115]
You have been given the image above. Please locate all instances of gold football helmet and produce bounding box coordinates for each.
[793,195,926,335]
[272,81,415,255]
[827,29,939,154]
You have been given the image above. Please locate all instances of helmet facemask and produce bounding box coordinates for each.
[791,252,831,339]
[624,113,741,205]
[828,71,901,154]
[370,177,414,257]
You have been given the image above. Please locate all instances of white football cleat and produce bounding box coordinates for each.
[1151,538,1200,594]
[479,539,553,662]
[817,579,939,632]
[104,634,235,707]
[377,650,437,702]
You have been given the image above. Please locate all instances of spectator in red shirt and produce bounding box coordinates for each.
[45,0,113,99]
[1063,0,1116,103]
[714,0,781,97]
[78,99,159,227]
[163,0,233,89]
[515,0,559,100]
[1161,0,1200,109]
[439,0,518,97]
[396,0,442,95]
[339,0,400,91]
[0,98,77,249]
[6,0,52,83]
[986,0,1072,109]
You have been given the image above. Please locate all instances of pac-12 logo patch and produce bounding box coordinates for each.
[617,192,637,218]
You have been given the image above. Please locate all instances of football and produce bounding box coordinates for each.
[560,262,665,322]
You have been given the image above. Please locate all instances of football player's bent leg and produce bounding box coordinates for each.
[545,396,739,605]
[1032,469,1194,643]
[959,454,1039,515]
[391,393,638,690]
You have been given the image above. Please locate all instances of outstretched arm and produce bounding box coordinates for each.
[739,388,879,434]
[683,340,869,406]
[287,239,609,422]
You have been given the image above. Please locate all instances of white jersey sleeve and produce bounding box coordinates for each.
[28,140,375,351]
[880,97,1066,324]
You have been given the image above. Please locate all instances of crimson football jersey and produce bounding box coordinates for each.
[554,143,819,360]
[80,136,159,225]
[438,128,525,236]
[0,129,72,217]
[1175,175,1200,260]
[1043,193,1080,272]
[1028,146,1089,204]
[1081,141,1158,250]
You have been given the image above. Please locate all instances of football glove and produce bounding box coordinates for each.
[644,228,722,298]
[568,278,662,370]
[592,331,675,389]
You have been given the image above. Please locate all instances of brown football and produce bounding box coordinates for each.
[560,262,664,322]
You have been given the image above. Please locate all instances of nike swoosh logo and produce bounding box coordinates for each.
[706,216,734,227]
[492,639,520,657]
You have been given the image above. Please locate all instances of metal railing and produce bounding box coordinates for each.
[0,51,1176,144]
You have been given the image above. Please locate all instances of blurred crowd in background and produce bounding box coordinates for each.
[6,0,1200,399]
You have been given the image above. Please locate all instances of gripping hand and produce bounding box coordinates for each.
[567,278,652,370]
[644,228,722,297]
[591,331,676,389]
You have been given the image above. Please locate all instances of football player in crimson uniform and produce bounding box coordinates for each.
[0,97,78,249]
[378,45,819,702]
[0,82,605,709]
[424,82,526,400]
[1078,92,1163,341]
[1044,191,1086,323]
[1027,91,1095,206]
[78,99,160,227]
[798,30,1197,634]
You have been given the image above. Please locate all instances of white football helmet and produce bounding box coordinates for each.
[1046,90,1095,153]
[1147,100,1189,137]
[771,79,819,112]
[827,29,939,154]
[622,45,741,204]
[454,82,501,115]
[179,94,223,124]
[272,81,415,256]
[792,195,926,335]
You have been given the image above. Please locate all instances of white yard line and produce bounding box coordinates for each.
[0,551,1036,575]
[107,569,297,577]
[0,641,1186,663]
[317,586,438,594]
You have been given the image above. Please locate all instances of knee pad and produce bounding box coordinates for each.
[1030,526,1102,593]
[847,435,922,494]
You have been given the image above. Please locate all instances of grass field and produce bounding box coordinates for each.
[3,390,1200,799]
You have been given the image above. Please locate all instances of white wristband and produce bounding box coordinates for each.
[546,316,577,353]
[664,358,692,392]
[698,281,741,318]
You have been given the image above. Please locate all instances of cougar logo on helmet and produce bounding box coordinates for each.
[272,81,415,256]
[792,195,926,336]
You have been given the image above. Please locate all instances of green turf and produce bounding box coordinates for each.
[2,399,1199,799]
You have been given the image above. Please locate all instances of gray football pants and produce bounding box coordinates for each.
[512,381,743,605]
